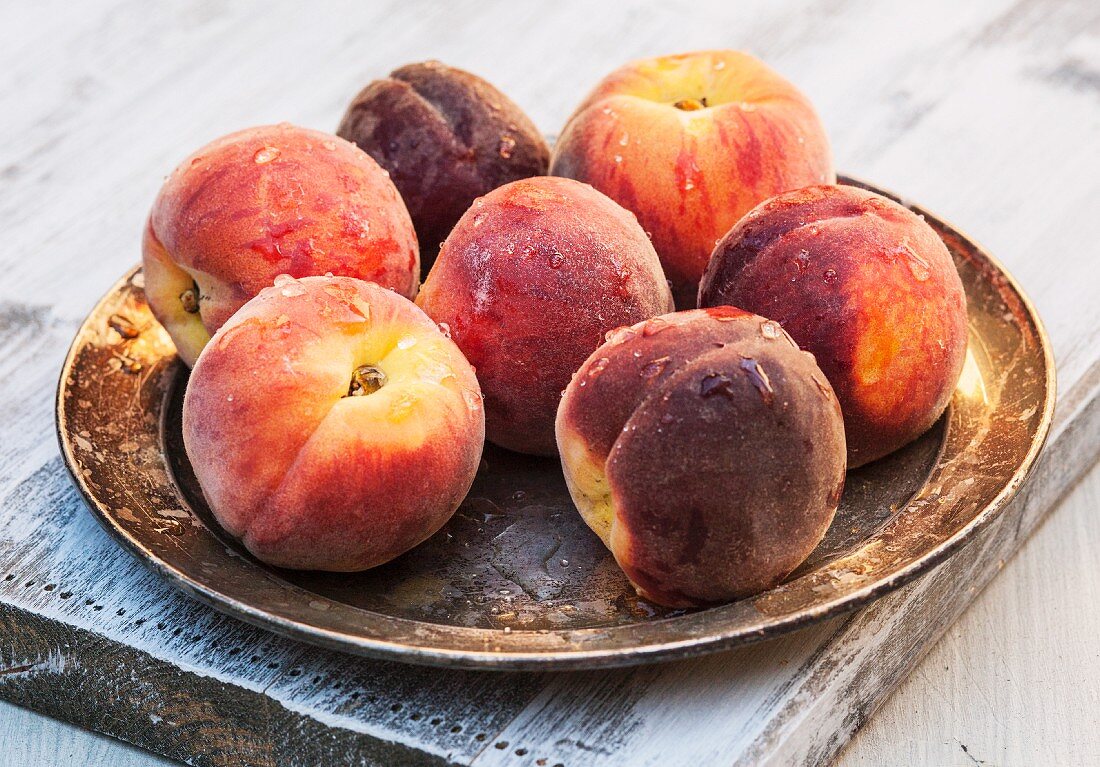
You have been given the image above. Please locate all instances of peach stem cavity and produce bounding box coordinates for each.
[347,364,387,397]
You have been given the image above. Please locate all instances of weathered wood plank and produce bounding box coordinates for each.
[0,699,181,767]
[1,0,1097,765]
[834,463,1100,766]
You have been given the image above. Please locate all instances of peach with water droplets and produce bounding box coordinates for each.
[183,275,484,571]
[551,50,834,308]
[417,176,674,455]
[338,61,549,271]
[698,184,968,467]
[556,307,846,607]
[143,123,419,366]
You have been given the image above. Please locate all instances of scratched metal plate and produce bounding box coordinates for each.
[56,178,1055,670]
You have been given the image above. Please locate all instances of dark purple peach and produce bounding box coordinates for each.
[338,60,549,270]
[556,308,846,607]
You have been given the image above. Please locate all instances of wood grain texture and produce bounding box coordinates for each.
[9,462,1100,767]
[836,462,1100,766]
[1,0,1097,765]
[0,699,181,767]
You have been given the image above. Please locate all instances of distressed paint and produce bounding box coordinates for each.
[1,0,1098,765]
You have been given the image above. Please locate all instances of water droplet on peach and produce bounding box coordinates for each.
[760,321,782,339]
[740,358,775,405]
[396,335,417,350]
[498,135,516,158]
[253,146,280,164]
[605,326,637,345]
[417,360,453,384]
[588,357,611,377]
[462,389,482,411]
[389,393,417,421]
[700,372,735,399]
[642,317,670,336]
[905,250,932,281]
[640,356,670,378]
[823,268,838,284]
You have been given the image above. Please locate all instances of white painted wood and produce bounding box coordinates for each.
[836,462,1100,767]
[0,0,1097,765]
[0,699,180,767]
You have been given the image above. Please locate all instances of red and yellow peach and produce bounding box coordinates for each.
[551,50,834,308]
[417,176,674,455]
[182,275,484,571]
[143,123,419,366]
[698,184,968,467]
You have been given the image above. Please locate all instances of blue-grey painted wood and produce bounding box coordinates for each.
[0,700,180,767]
[5,464,1099,767]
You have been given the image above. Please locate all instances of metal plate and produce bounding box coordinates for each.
[55,178,1055,670]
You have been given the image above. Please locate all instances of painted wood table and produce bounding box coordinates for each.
[2,1,1097,765]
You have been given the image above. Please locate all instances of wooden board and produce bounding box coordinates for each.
[835,461,1100,766]
[1,0,1097,765]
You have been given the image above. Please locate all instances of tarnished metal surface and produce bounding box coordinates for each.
[55,178,1055,670]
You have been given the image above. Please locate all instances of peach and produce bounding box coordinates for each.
[338,60,550,270]
[182,275,484,571]
[698,184,968,467]
[550,50,834,308]
[556,308,846,607]
[416,176,674,455]
[143,123,419,367]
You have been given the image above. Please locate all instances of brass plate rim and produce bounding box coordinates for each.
[55,175,1056,670]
